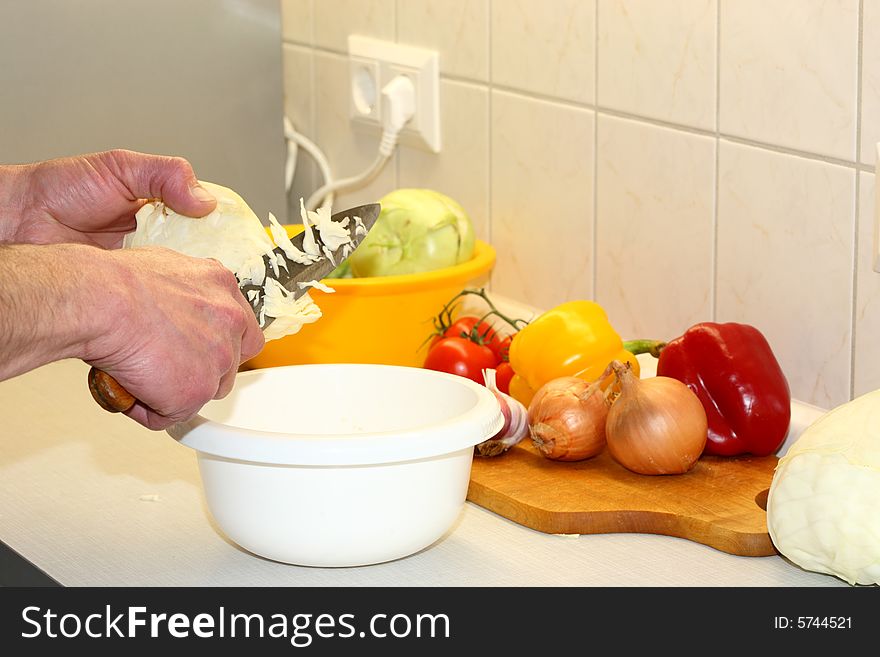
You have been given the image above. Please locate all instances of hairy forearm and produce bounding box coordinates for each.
[0,164,32,243]
[0,243,106,379]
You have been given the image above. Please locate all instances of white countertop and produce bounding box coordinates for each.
[0,356,845,587]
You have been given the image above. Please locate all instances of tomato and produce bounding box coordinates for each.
[495,335,512,363]
[441,316,508,363]
[445,316,491,339]
[494,362,515,395]
[423,337,497,384]
[427,318,483,351]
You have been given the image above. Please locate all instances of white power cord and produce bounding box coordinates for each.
[283,116,336,209]
[304,74,416,212]
[284,117,298,190]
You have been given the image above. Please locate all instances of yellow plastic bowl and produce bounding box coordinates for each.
[244,226,496,370]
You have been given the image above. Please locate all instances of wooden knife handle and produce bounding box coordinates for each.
[88,367,137,413]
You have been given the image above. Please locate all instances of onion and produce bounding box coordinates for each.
[527,376,608,461]
[475,369,529,457]
[605,361,707,475]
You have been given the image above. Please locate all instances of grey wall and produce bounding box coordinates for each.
[0,0,287,222]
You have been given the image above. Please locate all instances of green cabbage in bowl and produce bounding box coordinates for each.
[342,188,475,278]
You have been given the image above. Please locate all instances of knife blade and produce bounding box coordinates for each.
[88,202,382,414]
[239,202,381,330]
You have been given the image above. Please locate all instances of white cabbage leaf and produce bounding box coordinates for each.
[122,181,334,342]
[767,388,880,585]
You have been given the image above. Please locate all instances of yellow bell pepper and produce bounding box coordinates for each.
[507,300,641,407]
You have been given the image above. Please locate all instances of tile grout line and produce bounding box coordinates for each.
[592,0,599,302]
[393,0,401,190]
[594,108,872,172]
[308,39,317,197]
[464,78,877,174]
[850,0,864,400]
[487,0,494,293]
[309,0,317,185]
[712,0,721,323]
[717,134,872,172]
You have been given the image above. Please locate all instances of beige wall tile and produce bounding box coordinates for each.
[491,0,596,104]
[717,141,855,408]
[595,115,714,341]
[281,0,313,45]
[597,0,716,130]
[861,0,880,165]
[854,172,880,395]
[399,80,489,241]
[314,51,398,210]
[720,0,858,160]
[490,91,594,309]
[283,44,314,137]
[398,0,489,82]
[314,0,395,52]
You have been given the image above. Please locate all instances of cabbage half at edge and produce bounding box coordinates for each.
[767,389,880,586]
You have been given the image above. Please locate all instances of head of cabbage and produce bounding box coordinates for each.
[123,181,324,342]
[347,188,475,277]
[767,388,880,585]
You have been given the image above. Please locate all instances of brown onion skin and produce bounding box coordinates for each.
[527,376,608,461]
[606,368,708,475]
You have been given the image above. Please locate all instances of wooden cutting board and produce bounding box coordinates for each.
[467,440,779,557]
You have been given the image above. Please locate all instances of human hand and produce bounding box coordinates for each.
[81,246,264,430]
[1,149,216,248]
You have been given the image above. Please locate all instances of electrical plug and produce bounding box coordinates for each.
[379,74,416,156]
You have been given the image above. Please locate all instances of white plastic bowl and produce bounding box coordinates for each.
[167,364,503,567]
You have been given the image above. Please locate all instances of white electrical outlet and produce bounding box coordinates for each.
[348,35,441,153]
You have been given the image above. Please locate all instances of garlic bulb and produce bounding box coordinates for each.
[766,389,880,585]
[475,368,529,457]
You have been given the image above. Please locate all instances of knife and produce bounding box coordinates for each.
[88,203,381,414]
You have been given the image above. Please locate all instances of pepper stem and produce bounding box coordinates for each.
[623,339,666,358]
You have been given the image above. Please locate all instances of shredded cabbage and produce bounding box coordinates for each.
[122,181,335,342]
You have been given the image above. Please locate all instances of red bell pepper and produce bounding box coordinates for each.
[656,322,791,457]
